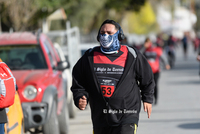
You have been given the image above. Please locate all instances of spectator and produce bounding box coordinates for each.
[0,58,7,134]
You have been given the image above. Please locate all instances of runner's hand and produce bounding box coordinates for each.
[165,64,171,70]
[197,55,200,61]
[79,96,87,110]
[143,102,152,118]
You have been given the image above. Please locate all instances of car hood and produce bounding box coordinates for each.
[12,70,49,88]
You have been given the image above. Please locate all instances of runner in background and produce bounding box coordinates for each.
[165,35,177,68]
[156,33,165,48]
[141,37,170,105]
[192,34,200,52]
[181,32,189,59]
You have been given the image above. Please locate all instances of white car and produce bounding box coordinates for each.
[54,43,77,118]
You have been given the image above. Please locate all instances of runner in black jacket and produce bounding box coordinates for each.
[71,19,155,134]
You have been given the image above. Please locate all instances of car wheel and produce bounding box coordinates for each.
[68,97,77,118]
[43,101,59,134]
[58,99,69,134]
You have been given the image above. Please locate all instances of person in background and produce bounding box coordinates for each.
[156,33,165,48]
[0,58,7,134]
[165,35,177,68]
[181,33,188,59]
[192,34,200,52]
[120,36,128,46]
[71,19,155,134]
[0,108,7,134]
[197,43,200,61]
[197,46,200,78]
[141,37,170,105]
[197,55,200,61]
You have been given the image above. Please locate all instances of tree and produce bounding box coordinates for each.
[0,0,39,31]
[105,0,146,12]
[0,0,148,32]
[0,0,77,31]
[123,1,157,34]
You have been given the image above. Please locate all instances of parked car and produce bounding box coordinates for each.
[4,91,24,134]
[0,31,69,134]
[53,42,77,118]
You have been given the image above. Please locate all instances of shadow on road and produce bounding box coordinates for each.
[168,80,200,85]
[152,108,200,113]
[140,118,200,123]
[178,122,200,129]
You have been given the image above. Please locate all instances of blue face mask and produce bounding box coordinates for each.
[99,30,120,54]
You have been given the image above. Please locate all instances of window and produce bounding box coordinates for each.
[43,41,55,69]
[0,45,47,70]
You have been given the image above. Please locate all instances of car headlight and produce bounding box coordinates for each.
[23,85,37,100]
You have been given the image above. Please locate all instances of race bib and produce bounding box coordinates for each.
[98,78,117,98]
[100,85,115,97]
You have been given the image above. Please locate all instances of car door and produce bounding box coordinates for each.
[43,39,65,113]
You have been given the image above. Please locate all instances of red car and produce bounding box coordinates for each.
[0,31,69,134]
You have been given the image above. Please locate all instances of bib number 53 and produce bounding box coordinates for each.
[100,85,114,97]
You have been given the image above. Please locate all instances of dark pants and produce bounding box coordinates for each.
[154,72,160,104]
[93,123,137,134]
[0,123,5,134]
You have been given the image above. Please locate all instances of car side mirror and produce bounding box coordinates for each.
[57,60,70,71]
[65,60,70,69]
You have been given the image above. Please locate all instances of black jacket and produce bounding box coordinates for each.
[71,45,155,128]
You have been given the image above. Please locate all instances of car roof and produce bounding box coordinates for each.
[0,32,38,45]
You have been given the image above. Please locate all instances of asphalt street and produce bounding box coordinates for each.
[69,43,200,134]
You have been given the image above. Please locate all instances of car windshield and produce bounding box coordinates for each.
[0,44,47,70]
